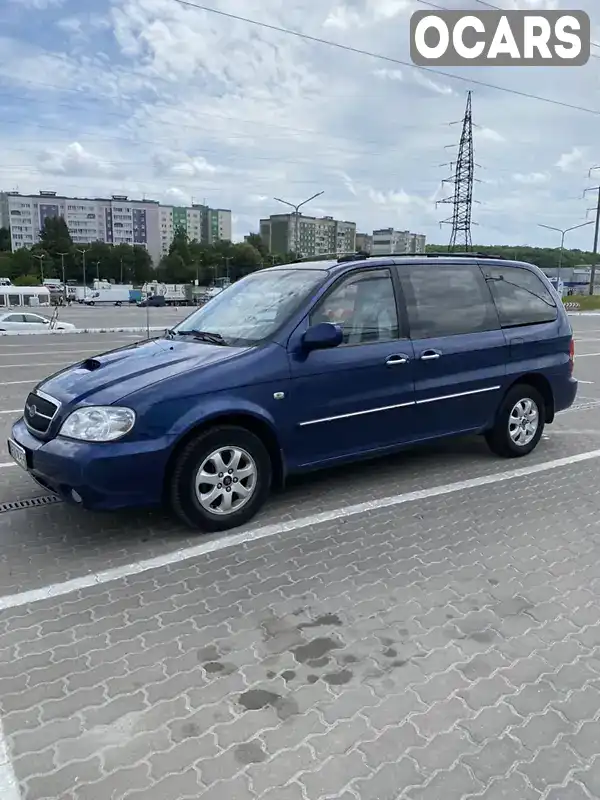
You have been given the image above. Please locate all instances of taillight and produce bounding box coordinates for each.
[569,338,575,375]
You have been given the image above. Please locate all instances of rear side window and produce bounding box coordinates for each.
[484,266,558,327]
[400,264,499,339]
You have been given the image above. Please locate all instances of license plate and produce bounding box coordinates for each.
[7,439,27,471]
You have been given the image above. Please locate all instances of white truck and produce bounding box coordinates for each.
[82,286,133,306]
[141,282,188,306]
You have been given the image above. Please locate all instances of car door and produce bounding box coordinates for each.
[398,261,508,439]
[0,313,26,331]
[287,266,417,468]
[22,313,48,329]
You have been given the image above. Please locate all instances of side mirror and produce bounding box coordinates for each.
[302,322,343,352]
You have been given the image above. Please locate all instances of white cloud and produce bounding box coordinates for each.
[373,68,404,81]
[0,0,598,251]
[513,172,550,185]
[412,72,455,95]
[556,147,585,173]
[476,127,505,144]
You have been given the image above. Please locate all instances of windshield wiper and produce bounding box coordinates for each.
[174,329,228,345]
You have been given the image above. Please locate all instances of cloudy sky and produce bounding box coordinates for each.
[1,0,599,248]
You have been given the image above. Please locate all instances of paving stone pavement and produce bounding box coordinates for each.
[2,458,600,799]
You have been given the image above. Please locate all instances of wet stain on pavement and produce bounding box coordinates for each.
[292,637,342,664]
[307,675,319,684]
[203,661,237,675]
[383,647,397,658]
[238,688,299,720]
[323,669,353,686]
[306,656,330,669]
[281,670,296,682]
[234,741,267,765]
[298,614,343,630]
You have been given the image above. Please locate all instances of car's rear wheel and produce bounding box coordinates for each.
[485,384,545,458]
[169,425,272,532]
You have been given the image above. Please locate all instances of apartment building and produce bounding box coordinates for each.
[355,233,373,253]
[159,205,231,258]
[4,191,232,265]
[0,192,9,231]
[371,228,426,255]
[260,213,356,258]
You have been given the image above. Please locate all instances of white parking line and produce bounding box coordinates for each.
[2,380,38,386]
[576,352,600,358]
[0,411,20,416]
[0,463,15,469]
[0,447,599,612]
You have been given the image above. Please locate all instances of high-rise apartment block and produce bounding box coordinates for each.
[2,191,232,266]
[371,228,426,255]
[355,233,373,253]
[159,205,231,258]
[260,213,356,258]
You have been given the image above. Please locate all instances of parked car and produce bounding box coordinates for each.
[0,312,75,332]
[8,253,577,533]
[137,295,166,307]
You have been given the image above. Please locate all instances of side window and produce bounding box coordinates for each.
[400,264,498,339]
[310,268,400,345]
[484,266,558,327]
[4,314,24,322]
[23,314,45,324]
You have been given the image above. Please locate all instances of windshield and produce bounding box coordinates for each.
[172,268,327,345]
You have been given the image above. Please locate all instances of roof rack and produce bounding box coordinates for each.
[335,251,509,263]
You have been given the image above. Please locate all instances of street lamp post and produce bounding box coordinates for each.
[537,221,594,293]
[57,252,68,301]
[273,192,324,258]
[75,247,88,298]
[32,253,45,283]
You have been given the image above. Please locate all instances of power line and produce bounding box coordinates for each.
[170,0,600,116]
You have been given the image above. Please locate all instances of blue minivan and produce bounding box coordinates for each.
[8,253,577,532]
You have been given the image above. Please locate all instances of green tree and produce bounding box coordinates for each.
[13,273,41,286]
[39,216,73,258]
[159,252,190,283]
[169,225,192,265]
[244,233,269,259]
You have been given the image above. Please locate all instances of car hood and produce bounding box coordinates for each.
[35,337,248,406]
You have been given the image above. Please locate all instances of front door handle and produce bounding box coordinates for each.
[420,350,441,361]
[386,354,410,366]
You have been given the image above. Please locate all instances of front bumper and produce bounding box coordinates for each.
[9,419,174,511]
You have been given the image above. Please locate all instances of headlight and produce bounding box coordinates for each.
[59,406,136,442]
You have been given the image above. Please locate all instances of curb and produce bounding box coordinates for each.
[0,327,168,336]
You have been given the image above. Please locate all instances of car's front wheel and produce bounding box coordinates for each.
[485,384,545,458]
[169,425,272,532]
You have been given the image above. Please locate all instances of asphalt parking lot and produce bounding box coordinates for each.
[1,314,600,800]
[38,304,193,331]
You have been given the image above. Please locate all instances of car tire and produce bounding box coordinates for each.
[485,384,545,458]
[169,425,272,532]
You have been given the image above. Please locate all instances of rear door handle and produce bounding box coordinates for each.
[420,350,441,361]
[386,354,410,366]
